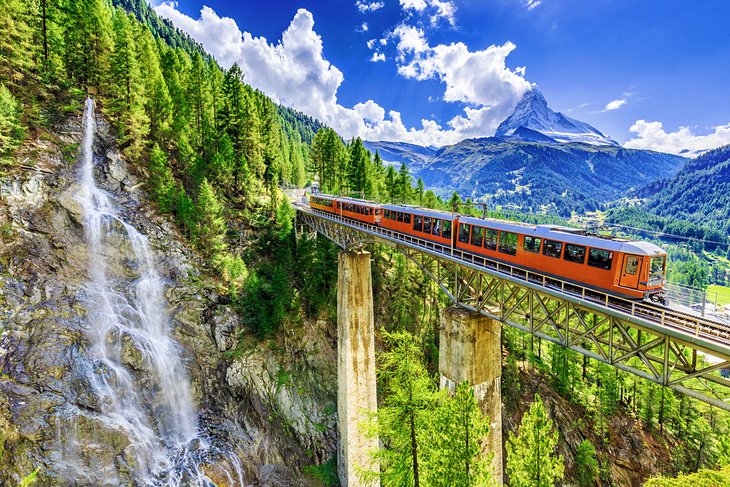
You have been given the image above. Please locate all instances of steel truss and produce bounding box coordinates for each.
[296,206,730,411]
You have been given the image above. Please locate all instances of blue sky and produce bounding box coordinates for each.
[152,0,730,154]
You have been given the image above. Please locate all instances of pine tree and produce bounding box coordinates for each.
[0,84,24,156]
[426,381,492,486]
[108,9,149,160]
[385,165,398,202]
[0,0,37,91]
[449,191,462,212]
[397,162,411,203]
[575,439,599,486]
[147,143,176,212]
[506,394,564,487]
[63,0,113,87]
[346,137,369,195]
[363,330,437,487]
[195,178,227,258]
[416,178,425,206]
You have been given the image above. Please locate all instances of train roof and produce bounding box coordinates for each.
[315,194,380,206]
[382,204,457,221]
[460,217,666,256]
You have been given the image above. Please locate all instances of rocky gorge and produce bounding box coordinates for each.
[0,106,337,486]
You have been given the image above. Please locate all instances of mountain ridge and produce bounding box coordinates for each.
[495,89,619,146]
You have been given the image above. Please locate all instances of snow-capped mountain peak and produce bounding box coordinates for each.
[495,89,619,146]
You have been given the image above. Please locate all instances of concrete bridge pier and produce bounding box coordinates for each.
[439,306,503,485]
[337,250,380,487]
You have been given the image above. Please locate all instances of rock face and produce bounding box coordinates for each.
[0,111,337,485]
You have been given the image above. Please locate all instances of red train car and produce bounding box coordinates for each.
[380,204,457,247]
[310,194,382,225]
[455,216,666,301]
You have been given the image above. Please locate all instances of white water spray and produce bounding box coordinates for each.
[69,98,237,485]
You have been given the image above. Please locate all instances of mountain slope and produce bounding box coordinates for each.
[638,145,730,231]
[495,90,618,146]
[362,140,437,172]
[418,138,685,214]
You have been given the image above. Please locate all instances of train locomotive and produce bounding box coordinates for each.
[309,193,667,303]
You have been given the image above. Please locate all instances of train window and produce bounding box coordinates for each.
[484,229,498,250]
[366,208,371,216]
[625,256,639,275]
[423,218,432,234]
[397,212,404,223]
[650,256,665,276]
[499,231,518,255]
[543,240,563,258]
[384,210,390,219]
[459,224,470,244]
[471,226,484,247]
[442,221,452,239]
[404,213,411,224]
[564,244,586,264]
[413,215,423,231]
[587,249,612,270]
[524,236,541,253]
[432,219,441,236]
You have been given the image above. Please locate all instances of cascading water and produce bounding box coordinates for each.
[66,98,241,485]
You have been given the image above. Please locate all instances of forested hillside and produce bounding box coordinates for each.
[638,145,730,232]
[364,137,686,216]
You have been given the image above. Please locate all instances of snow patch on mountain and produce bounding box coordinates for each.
[495,90,618,146]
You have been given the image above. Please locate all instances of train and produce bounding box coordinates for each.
[309,193,668,303]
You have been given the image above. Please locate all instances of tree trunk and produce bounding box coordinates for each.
[411,411,419,487]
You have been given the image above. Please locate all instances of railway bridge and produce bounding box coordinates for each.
[290,199,730,487]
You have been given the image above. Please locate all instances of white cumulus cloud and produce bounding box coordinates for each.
[400,0,456,26]
[355,1,385,13]
[624,120,730,156]
[603,99,626,111]
[153,3,531,147]
[390,25,531,133]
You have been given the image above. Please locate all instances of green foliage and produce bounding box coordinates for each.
[195,178,227,258]
[575,439,599,486]
[640,145,730,233]
[644,465,730,487]
[294,234,338,318]
[0,84,24,157]
[18,468,39,487]
[362,329,437,486]
[506,394,564,487]
[302,456,339,486]
[426,381,492,486]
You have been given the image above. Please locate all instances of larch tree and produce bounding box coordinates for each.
[363,330,437,487]
[425,381,492,487]
[195,178,228,259]
[346,137,369,195]
[506,393,564,487]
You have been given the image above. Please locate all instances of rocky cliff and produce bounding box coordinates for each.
[0,111,337,485]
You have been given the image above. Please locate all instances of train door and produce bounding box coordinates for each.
[619,254,642,289]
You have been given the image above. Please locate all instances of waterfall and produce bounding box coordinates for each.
[68,98,236,485]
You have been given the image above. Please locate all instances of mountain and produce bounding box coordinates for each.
[495,90,618,146]
[365,90,685,214]
[636,145,730,231]
[362,140,437,172]
[418,138,685,215]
